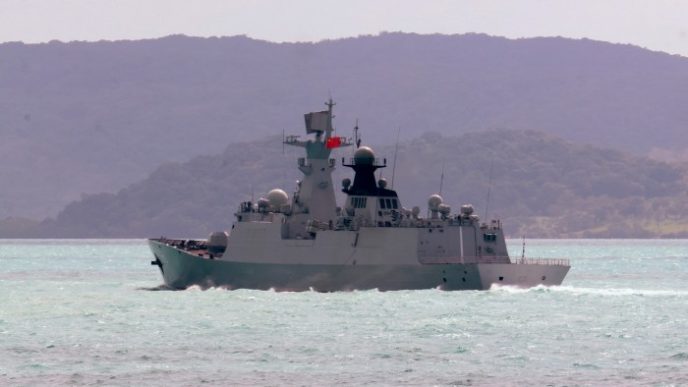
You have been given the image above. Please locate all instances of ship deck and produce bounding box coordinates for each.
[150,237,214,258]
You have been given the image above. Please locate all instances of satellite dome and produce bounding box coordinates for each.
[460,204,474,216]
[354,146,375,165]
[378,178,387,189]
[267,188,289,208]
[207,231,229,255]
[257,197,270,210]
[428,194,443,211]
[438,203,451,216]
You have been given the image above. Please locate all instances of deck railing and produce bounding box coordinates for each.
[512,257,570,266]
[420,256,570,266]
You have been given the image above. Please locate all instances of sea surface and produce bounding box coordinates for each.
[1,239,687,386]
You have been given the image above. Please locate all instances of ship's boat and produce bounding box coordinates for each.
[148,101,570,291]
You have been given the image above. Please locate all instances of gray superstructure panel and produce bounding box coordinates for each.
[226,223,421,265]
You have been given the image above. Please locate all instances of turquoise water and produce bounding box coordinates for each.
[1,239,687,386]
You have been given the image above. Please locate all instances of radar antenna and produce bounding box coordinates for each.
[325,98,336,112]
[325,98,335,136]
[353,119,361,148]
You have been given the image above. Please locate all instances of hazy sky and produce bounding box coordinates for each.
[1,0,687,56]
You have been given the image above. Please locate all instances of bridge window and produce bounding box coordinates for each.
[379,198,399,209]
[483,233,497,242]
[351,197,367,208]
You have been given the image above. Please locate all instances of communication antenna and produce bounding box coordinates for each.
[439,160,446,195]
[484,157,495,220]
[353,119,361,149]
[325,97,335,126]
[281,128,287,188]
[390,127,401,189]
[521,235,526,260]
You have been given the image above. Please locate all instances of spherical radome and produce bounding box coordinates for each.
[267,188,289,208]
[428,194,443,210]
[354,146,375,165]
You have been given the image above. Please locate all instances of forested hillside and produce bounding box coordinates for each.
[3,33,688,219]
[16,130,688,238]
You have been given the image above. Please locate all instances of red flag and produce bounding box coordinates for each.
[326,136,342,149]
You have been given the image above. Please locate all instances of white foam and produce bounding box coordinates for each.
[489,283,688,297]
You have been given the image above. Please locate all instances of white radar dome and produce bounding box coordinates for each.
[460,204,474,216]
[257,197,270,211]
[267,188,289,208]
[207,231,229,255]
[354,146,375,165]
[428,194,443,211]
[438,203,451,216]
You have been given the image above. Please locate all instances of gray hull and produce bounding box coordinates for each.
[149,240,570,291]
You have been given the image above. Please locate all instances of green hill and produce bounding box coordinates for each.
[18,130,688,238]
[3,33,688,219]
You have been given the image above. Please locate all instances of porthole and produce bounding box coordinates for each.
[499,276,504,281]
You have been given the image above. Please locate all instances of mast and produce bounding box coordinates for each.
[282,99,351,222]
[439,161,445,195]
[353,119,361,149]
[390,127,401,189]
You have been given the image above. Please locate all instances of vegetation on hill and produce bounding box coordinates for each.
[3,33,688,219]
[18,130,688,238]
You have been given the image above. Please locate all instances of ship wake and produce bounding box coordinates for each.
[489,284,688,297]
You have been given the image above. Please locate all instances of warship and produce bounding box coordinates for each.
[149,101,570,291]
